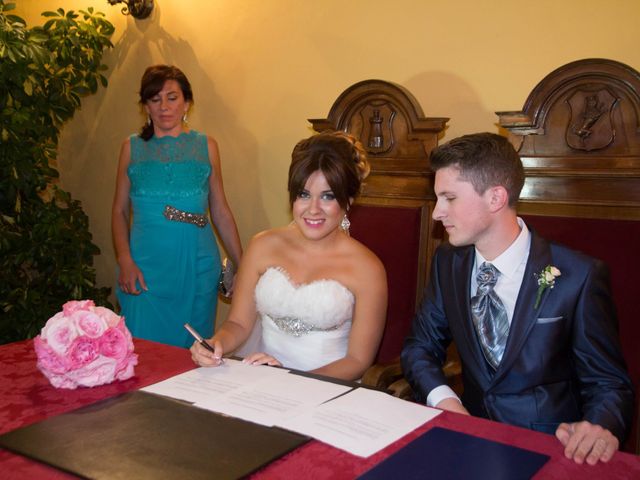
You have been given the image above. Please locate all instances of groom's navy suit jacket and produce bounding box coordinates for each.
[401,229,634,441]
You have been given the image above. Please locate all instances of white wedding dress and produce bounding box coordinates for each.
[252,267,355,371]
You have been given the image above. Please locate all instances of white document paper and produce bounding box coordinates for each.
[141,359,290,404]
[142,361,439,457]
[195,372,352,426]
[142,360,352,427]
[276,387,441,457]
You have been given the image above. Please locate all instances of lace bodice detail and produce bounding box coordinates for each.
[254,267,354,336]
[128,130,211,199]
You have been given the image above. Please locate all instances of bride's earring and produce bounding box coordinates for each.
[340,213,351,236]
[182,112,188,124]
[146,115,151,126]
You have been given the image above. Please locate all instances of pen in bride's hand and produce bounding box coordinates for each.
[184,323,224,363]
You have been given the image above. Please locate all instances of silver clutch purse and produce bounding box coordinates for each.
[218,258,235,297]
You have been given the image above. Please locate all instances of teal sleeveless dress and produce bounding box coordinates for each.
[117,130,221,348]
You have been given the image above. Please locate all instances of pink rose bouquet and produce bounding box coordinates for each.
[34,300,138,389]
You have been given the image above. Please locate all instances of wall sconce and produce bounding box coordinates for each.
[107,0,154,19]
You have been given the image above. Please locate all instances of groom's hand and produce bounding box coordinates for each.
[555,421,618,465]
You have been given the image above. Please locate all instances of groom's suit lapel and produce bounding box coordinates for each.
[491,230,553,385]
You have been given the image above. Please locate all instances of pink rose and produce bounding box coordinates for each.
[115,318,134,350]
[62,299,95,316]
[98,326,130,360]
[115,354,138,381]
[73,310,108,338]
[92,306,123,328]
[68,356,118,388]
[67,336,99,368]
[46,373,79,389]
[34,336,70,374]
[41,314,78,354]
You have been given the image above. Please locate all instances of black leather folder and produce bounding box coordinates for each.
[358,427,550,480]
[0,391,309,479]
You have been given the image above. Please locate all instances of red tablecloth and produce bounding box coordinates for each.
[1,339,638,479]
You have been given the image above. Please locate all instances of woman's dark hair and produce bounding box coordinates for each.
[138,65,193,141]
[288,131,370,211]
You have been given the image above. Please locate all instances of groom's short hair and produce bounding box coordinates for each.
[430,132,525,207]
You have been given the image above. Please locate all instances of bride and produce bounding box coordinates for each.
[190,131,387,381]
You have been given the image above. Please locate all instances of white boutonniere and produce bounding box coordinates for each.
[534,265,561,309]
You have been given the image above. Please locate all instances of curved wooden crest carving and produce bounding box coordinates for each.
[497,58,640,218]
[309,79,448,175]
[498,58,640,156]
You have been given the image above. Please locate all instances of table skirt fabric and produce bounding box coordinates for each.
[1,339,638,479]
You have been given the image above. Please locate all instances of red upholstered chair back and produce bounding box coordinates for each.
[349,205,422,363]
[522,216,640,394]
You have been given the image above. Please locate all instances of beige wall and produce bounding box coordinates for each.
[16,0,640,320]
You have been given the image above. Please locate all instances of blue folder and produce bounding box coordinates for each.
[359,427,550,480]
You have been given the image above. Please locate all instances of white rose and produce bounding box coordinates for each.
[41,313,79,354]
[73,310,108,338]
[92,306,123,327]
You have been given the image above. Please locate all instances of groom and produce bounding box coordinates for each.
[401,133,633,465]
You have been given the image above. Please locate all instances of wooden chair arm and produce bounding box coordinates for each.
[387,377,414,400]
[362,344,464,400]
[362,360,415,401]
[361,361,404,390]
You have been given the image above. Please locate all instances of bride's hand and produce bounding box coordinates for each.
[242,352,282,367]
[190,339,224,367]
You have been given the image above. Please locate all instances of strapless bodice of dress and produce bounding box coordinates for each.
[254,267,355,371]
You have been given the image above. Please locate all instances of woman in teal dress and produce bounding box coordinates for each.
[111,65,242,348]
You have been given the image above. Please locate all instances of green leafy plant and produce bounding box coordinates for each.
[0,1,115,343]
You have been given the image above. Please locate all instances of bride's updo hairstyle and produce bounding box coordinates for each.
[138,65,193,141]
[288,131,370,211]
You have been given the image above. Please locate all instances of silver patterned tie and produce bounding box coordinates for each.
[471,262,509,369]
